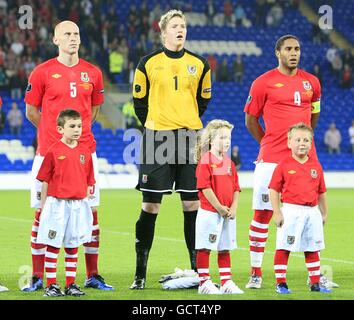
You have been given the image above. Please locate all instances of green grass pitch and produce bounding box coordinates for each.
[0,189,352,300]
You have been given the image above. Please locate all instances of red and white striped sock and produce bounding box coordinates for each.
[45,245,60,287]
[218,251,232,286]
[274,249,290,284]
[83,210,99,278]
[249,209,273,276]
[31,209,46,279]
[305,251,320,284]
[64,247,78,287]
[196,250,210,285]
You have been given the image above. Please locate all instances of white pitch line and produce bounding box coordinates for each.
[1,216,354,265]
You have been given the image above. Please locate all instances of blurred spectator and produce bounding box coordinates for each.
[205,0,216,25]
[342,49,354,69]
[266,3,283,27]
[255,0,266,26]
[349,120,354,154]
[9,71,22,99]
[331,54,343,79]
[122,99,142,131]
[223,0,233,26]
[207,54,217,81]
[0,66,7,90]
[0,96,5,134]
[326,44,337,67]
[231,145,242,170]
[233,55,244,84]
[109,46,124,83]
[312,64,322,86]
[6,101,23,136]
[217,58,230,82]
[341,64,352,89]
[234,4,246,27]
[324,123,341,154]
[312,24,322,44]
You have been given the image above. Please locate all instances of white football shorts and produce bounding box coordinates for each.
[195,208,237,251]
[30,152,100,208]
[276,203,325,252]
[252,162,278,210]
[37,196,93,248]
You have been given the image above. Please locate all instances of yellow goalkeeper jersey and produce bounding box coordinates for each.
[132,47,212,131]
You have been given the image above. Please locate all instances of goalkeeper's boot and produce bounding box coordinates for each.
[310,282,332,293]
[130,248,149,290]
[21,275,43,292]
[84,274,114,290]
[130,277,145,290]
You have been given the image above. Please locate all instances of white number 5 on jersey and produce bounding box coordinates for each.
[294,91,301,106]
[70,82,77,98]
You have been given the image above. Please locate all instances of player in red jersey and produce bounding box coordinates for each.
[23,20,113,291]
[194,120,244,295]
[244,35,322,289]
[269,122,331,294]
[37,109,94,297]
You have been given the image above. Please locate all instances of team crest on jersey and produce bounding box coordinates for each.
[48,230,57,239]
[81,72,89,82]
[262,194,269,203]
[310,169,318,178]
[80,154,86,164]
[302,80,312,90]
[209,234,217,243]
[142,174,148,183]
[287,236,295,244]
[187,64,196,75]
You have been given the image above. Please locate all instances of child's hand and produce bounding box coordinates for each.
[273,210,284,227]
[218,206,230,217]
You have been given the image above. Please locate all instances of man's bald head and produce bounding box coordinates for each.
[53,20,81,55]
[54,20,79,37]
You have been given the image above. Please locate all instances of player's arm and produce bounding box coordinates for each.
[132,58,149,126]
[310,76,321,129]
[269,188,283,227]
[41,181,48,209]
[91,105,100,123]
[228,191,240,219]
[196,60,212,117]
[202,188,229,217]
[26,103,41,128]
[318,192,328,225]
[245,113,265,144]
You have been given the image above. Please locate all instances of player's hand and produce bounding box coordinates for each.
[322,213,328,225]
[273,211,284,227]
[218,206,230,217]
[227,209,236,219]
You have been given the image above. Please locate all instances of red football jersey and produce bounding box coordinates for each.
[196,152,241,213]
[37,140,95,199]
[268,155,326,207]
[244,68,321,163]
[25,58,104,155]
